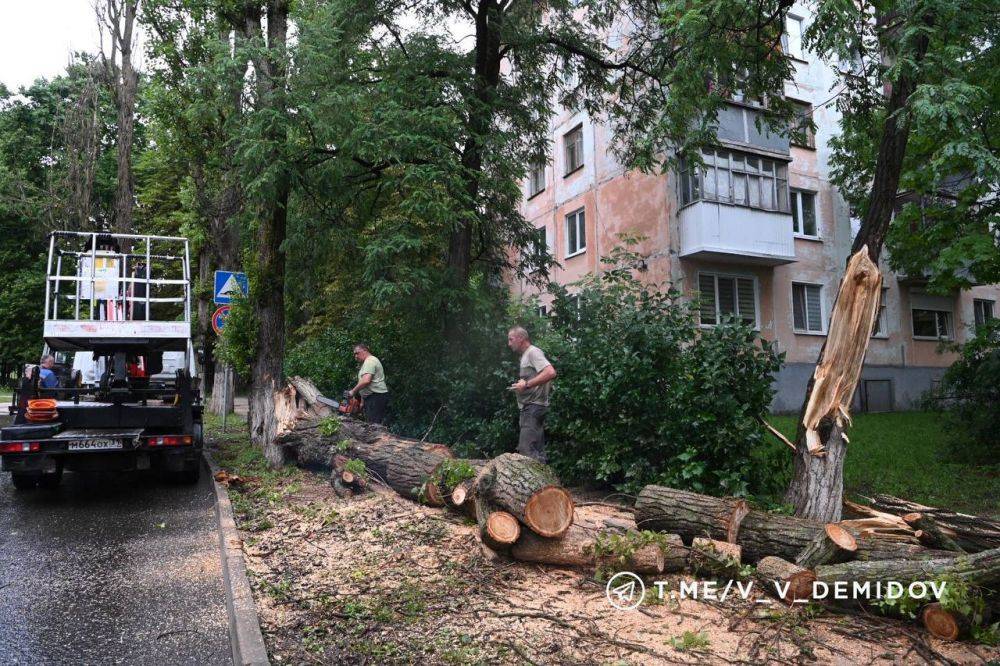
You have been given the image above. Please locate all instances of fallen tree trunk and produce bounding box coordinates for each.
[815,546,1000,588]
[756,556,816,603]
[689,537,742,576]
[903,513,965,553]
[796,524,857,568]
[634,485,932,563]
[476,453,574,538]
[864,494,1000,553]
[510,525,682,574]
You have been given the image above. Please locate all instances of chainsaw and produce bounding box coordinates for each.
[314,391,364,416]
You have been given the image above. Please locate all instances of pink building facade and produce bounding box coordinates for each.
[512,6,1000,413]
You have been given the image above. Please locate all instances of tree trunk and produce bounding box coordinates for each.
[210,363,235,416]
[795,524,857,568]
[784,26,932,522]
[634,485,947,563]
[756,556,816,603]
[475,494,520,551]
[475,453,574,538]
[903,513,966,553]
[865,494,999,552]
[814,546,1000,588]
[510,525,680,574]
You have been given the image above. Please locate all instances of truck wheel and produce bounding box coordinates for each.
[11,474,39,490]
[38,467,64,490]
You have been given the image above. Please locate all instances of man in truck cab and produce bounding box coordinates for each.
[38,354,60,389]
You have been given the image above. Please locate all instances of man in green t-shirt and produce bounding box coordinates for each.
[347,343,390,424]
[507,326,557,462]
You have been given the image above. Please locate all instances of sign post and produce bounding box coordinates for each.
[213,270,248,432]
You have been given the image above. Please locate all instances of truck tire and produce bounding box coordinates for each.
[11,473,39,490]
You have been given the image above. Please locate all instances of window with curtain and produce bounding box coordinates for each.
[564,126,584,175]
[792,283,824,332]
[698,273,757,326]
[565,208,586,256]
[912,309,952,339]
[528,159,545,197]
[791,190,818,236]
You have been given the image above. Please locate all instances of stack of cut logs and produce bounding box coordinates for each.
[273,378,1000,642]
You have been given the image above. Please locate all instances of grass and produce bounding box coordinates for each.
[767,412,1000,515]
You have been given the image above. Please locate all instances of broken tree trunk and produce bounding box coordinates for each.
[510,525,681,574]
[795,524,858,568]
[785,249,883,522]
[864,494,1000,553]
[634,485,944,563]
[756,556,816,603]
[903,513,966,553]
[475,494,520,551]
[475,453,574,538]
[815,546,1000,588]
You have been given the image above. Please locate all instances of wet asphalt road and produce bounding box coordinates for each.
[0,455,232,665]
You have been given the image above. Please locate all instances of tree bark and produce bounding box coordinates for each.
[756,556,816,603]
[795,524,857,568]
[510,525,681,574]
[475,453,574,538]
[784,23,932,522]
[814,546,1000,588]
[903,513,966,553]
[475,494,520,551]
[865,494,999,553]
[634,485,947,563]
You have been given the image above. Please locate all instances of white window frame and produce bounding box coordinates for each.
[871,287,889,338]
[679,148,790,213]
[528,159,545,198]
[565,208,586,258]
[782,14,806,61]
[973,299,995,328]
[791,282,826,334]
[790,189,820,238]
[697,271,760,329]
[563,125,584,175]
[527,226,549,273]
[537,304,549,317]
[911,308,953,340]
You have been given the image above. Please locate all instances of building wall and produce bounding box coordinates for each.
[512,3,1000,411]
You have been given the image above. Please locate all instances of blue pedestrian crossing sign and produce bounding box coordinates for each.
[214,270,248,304]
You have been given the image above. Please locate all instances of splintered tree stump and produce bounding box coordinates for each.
[476,453,573,538]
[634,485,945,563]
[475,494,520,551]
[922,603,972,641]
[796,524,858,568]
[510,526,682,574]
[815,546,1000,588]
[756,556,816,603]
[903,513,966,553]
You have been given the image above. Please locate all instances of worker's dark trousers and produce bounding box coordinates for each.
[364,392,390,425]
[518,403,548,463]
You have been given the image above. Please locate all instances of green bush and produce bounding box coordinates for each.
[536,248,784,496]
[932,320,1000,464]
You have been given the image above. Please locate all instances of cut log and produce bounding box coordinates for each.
[903,513,966,553]
[450,479,477,519]
[510,525,682,574]
[795,524,857,568]
[634,485,933,563]
[756,556,816,603]
[476,453,573,538]
[815,546,1000,588]
[921,603,972,641]
[429,459,487,514]
[475,494,520,551]
[688,537,741,576]
[863,494,1000,553]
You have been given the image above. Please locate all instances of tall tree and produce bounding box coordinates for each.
[98,0,141,233]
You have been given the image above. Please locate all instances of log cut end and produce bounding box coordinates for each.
[524,485,575,537]
[756,556,816,603]
[486,511,521,546]
[825,523,858,552]
[451,482,470,507]
[922,603,964,641]
[423,481,446,507]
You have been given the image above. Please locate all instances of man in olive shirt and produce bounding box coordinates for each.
[507,326,557,462]
[347,343,390,424]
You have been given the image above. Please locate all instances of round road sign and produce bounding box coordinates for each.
[212,305,231,335]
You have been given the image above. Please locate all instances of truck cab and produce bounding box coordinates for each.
[2,231,203,490]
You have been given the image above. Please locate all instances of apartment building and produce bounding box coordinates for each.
[512,5,1000,413]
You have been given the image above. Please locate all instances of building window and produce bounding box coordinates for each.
[974,299,995,327]
[527,226,548,272]
[698,273,757,327]
[528,159,545,198]
[781,15,805,60]
[872,287,889,337]
[537,304,549,317]
[561,56,579,89]
[791,190,818,236]
[789,99,816,149]
[565,208,586,257]
[564,125,584,175]
[912,308,953,339]
[679,148,789,213]
[792,283,824,333]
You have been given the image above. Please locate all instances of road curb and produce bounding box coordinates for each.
[204,451,271,666]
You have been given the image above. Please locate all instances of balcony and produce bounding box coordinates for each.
[678,201,796,265]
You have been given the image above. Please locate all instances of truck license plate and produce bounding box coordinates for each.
[67,439,124,451]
